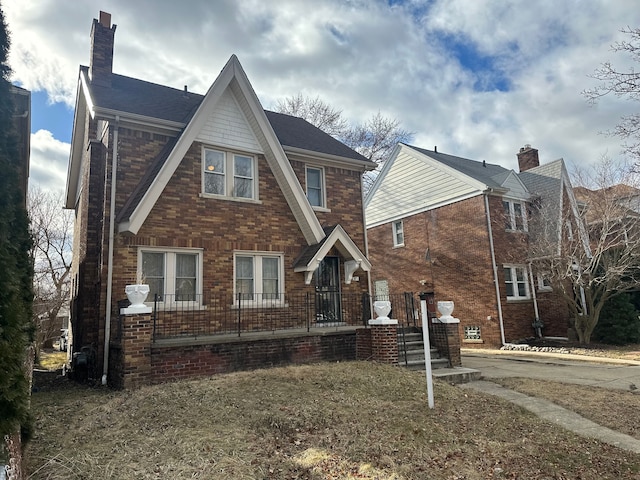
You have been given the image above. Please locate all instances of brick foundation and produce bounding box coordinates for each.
[368,320,399,365]
[431,321,461,366]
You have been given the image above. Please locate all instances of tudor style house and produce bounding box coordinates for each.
[365,144,587,347]
[65,12,376,384]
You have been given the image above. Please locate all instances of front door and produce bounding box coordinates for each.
[315,257,342,323]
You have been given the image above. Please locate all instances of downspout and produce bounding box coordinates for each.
[362,177,374,319]
[484,193,506,345]
[102,117,119,386]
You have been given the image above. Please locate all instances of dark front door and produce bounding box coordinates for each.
[315,256,342,323]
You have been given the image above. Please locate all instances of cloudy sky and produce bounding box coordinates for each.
[5,0,640,194]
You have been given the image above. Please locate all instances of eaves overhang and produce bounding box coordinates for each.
[283,145,377,171]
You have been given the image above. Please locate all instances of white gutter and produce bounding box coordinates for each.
[102,117,119,386]
[528,262,540,324]
[484,193,506,345]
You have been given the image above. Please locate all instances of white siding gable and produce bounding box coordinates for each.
[500,171,530,200]
[195,87,263,153]
[366,146,484,227]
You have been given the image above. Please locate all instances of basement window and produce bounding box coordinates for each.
[464,326,482,341]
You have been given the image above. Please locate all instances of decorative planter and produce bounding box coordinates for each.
[373,300,391,320]
[437,300,454,318]
[125,284,150,308]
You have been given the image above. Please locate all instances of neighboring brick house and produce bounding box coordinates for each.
[65,12,376,385]
[365,143,586,347]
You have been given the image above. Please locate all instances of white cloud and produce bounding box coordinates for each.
[29,130,69,195]
[5,0,640,185]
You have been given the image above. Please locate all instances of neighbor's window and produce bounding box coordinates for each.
[464,326,482,340]
[306,166,325,208]
[203,147,256,200]
[393,220,404,247]
[234,252,284,304]
[504,265,530,300]
[503,199,527,231]
[140,249,202,303]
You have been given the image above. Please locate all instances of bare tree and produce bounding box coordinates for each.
[28,187,72,351]
[528,156,640,343]
[583,27,640,164]
[274,94,413,193]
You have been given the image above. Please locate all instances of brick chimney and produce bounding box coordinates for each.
[517,144,539,172]
[89,11,116,87]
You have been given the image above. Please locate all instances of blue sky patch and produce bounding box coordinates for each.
[444,35,512,93]
[30,90,73,143]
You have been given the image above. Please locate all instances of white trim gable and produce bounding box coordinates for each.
[118,55,325,245]
[499,171,530,201]
[366,144,491,228]
[294,225,372,285]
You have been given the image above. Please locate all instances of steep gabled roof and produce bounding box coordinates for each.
[293,225,371,284]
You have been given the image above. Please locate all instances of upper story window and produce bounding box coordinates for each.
[393,220,404,247]
[234,252,284,305]
[503,199,527,231]
[203,147,256,200]
[306,166,326,208]
[504,265,530,301]
[140,248,203,304]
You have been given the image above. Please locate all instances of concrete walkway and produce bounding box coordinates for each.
[459,350,640,454]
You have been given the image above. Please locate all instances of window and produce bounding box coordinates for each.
[203,147,256,200]
[502,199,527,231]
[234,252,284,304]
[504,265,530,300]
[306,166,325,208]
[392,220,404,247]
[537,273,552,292]
[464,326,482,340]
[140,249,202,303]
[374,279,389,300]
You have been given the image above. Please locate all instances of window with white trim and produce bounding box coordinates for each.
[306,166,325,208]
[502,199,527,231]
[392,220,404,247]
[537,273,552,292]
[504,265,530,300]
[140,248,202,303]
[234,252,284,304]
[203,147,256,200]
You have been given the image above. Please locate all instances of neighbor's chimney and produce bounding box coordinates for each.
[89,11,117,87]
[517,144,539,172]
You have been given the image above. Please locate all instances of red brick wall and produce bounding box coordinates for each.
[368,194,570,347]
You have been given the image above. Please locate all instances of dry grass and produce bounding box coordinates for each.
[494,377,640,439]
[36,351,67,371]
[26,362,640,479]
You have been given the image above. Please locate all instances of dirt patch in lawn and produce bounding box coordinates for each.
[26,362,640,479]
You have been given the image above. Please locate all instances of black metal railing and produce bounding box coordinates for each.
[150,292,370,340]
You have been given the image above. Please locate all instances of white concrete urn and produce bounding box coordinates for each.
[373,300,392,320]
[125,284,150,308]
[437,300,455,318]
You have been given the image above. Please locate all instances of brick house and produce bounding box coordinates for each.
[365,143,586,347]
[65,12,376,386]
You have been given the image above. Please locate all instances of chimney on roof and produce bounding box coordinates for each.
[89,11,117,87]
[517,144,539,172]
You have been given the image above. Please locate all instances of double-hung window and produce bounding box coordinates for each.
[393,220,404,247]
[504,265,530,300]
[203,147,256,200]
[503,199,527,231]
[234,252,284,304]
[140,248,202,304]
[306,166,325,208]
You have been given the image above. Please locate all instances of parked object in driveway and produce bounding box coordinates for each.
[59,328,68,352]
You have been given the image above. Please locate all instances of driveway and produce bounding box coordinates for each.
[462,350,640,391]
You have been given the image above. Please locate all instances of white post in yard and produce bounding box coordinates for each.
[419,292,435,409]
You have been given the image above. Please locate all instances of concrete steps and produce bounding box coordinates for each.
[398,330,449,370]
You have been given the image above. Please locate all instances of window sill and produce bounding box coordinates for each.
[504,229,528,234]
[393,244,405,249]
[312,206,331,213]
[537,287,553,293]
[506,297,532,303]
[231,302,289,309]
[463,339,484,344]
[199,193,262,205]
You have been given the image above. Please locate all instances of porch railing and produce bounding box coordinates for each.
[150,292,371,340]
